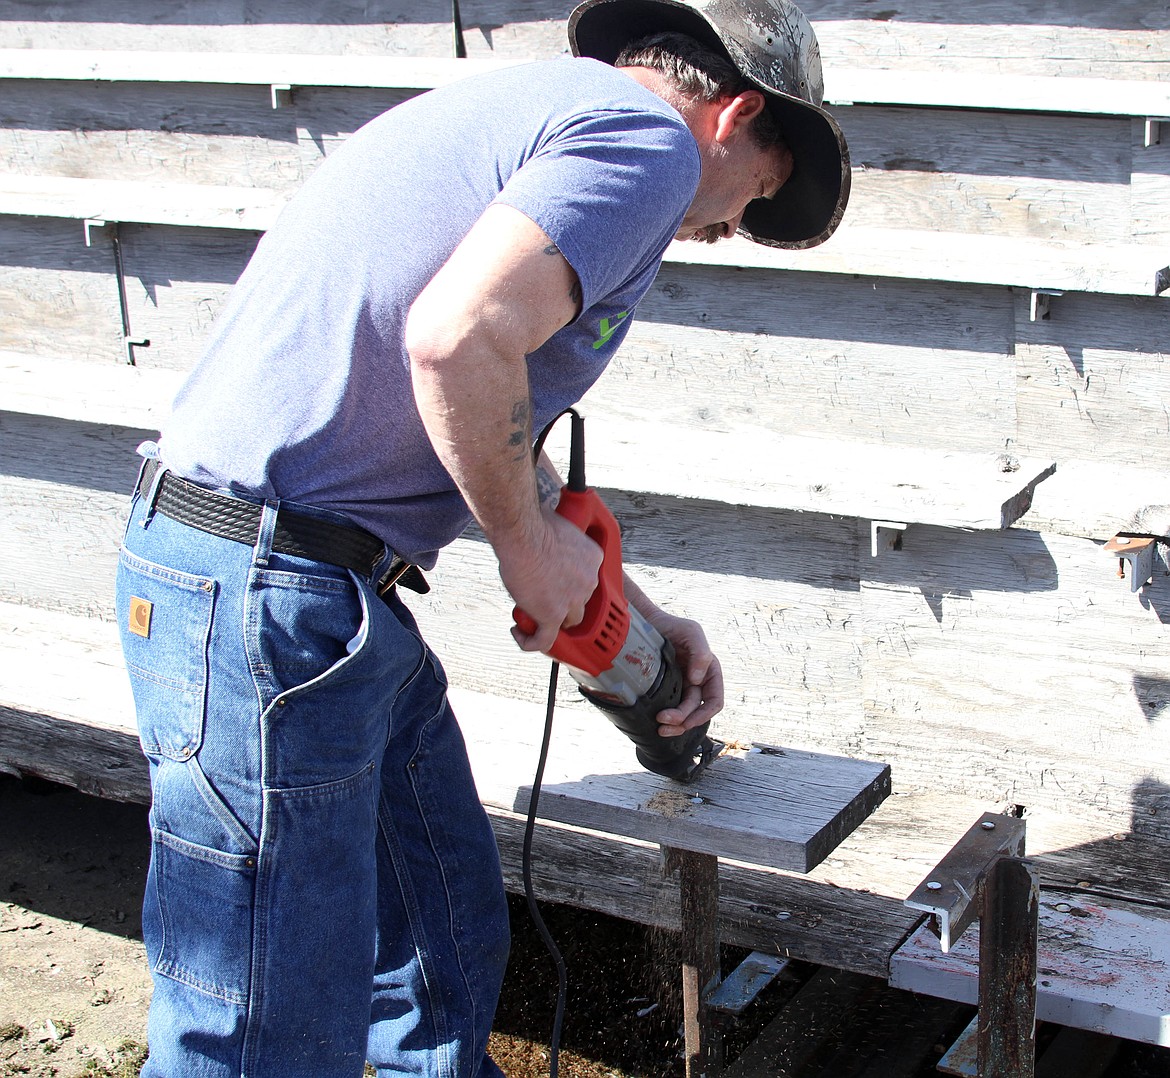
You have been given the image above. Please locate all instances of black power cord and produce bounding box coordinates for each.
[520,407,581,1078]
[521,660,567,1078]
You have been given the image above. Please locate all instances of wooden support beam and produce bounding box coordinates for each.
[671,848,721,1078]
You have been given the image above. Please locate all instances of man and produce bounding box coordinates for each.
[114,0,849,1074]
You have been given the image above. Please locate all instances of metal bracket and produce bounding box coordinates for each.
[1029,289,1062,322]
[871,520,907,557]
[704,952,789,1017]
[83,218,149,365]
[904,812,1025,952]
[1104,534,1159,593]
[270,83,293,109]
[83,217,107,247]
[1145,118,1167,148]
[906,814,1038,1078]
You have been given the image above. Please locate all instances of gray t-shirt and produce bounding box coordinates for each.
[161,57,700,567]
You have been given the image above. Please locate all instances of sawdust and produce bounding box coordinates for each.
[718,739,760,760]
[644,789,696,818]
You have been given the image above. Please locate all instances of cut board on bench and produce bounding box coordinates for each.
[890,893,1170,1046]
[451,687,892,874]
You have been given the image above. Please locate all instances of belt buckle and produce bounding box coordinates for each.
[376,557,412,598]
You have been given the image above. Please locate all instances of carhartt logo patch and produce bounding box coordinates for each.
[592,311,629,350]
[129,597,153,638]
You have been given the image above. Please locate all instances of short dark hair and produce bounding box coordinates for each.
[614,31,784,150]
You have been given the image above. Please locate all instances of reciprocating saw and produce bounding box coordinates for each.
[514,411,720,783]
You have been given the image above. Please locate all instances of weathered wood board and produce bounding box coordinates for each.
[0,217,258,368]
[1014,289,1170,466]
[457,1,1170,79]
[453,688,891,873]
[0,1,456,56]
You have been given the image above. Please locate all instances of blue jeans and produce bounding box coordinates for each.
[114,460,510,1078]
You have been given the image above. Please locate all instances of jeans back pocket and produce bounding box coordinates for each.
[116,548,216,761]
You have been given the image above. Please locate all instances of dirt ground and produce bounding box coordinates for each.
[0,772,740,1078]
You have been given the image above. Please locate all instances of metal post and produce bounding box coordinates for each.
[978,856,1039,1078]
[674,848,721,1078]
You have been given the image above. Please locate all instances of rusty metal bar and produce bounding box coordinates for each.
[672,847,721,1078]
[978,856,1039,1078]
[905,812,1026,952]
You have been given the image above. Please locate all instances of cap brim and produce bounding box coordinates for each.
[569,0,850,248]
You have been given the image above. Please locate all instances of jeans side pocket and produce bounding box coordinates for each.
[116,548,216,761]
[150,826,257,1004]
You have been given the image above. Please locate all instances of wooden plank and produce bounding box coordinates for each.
[0,79,308,191]
[857,525,1170,839]
[834,106,1134,246]
[574,414,1056,530]
[0,48,522,88]
[1015,290,1170,467]
[1019,461,1170,540]
[666,228,1170,298]
[0,2,454,57]
[0,218,256,372]
[890,894,1170,1046]
[0,174,286,230]
[585,265,1018,458]
[1,351,182,429]
[5,174,1164,296]
[2,48,1167,118]
[810,20,1169,83]
[1133,130,1170,246]
[454,687,891,874]
[825,68,1170,117]
[0,411,144,616]
[0,216,124,362]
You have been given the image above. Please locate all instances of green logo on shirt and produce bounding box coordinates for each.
[592,311,629,350]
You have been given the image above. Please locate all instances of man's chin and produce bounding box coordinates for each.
[676,224,726,244]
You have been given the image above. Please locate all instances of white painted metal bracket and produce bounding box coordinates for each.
[1145,117,1166,148]
[82,217,108,246]
[271,83,293,109]
[1029,289,1063,322]
[871,520,907,557]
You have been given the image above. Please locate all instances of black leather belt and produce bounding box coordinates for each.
[138,459,428,595]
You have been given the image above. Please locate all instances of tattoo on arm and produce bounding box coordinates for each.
[535,465,561,507]
[507,399,531,457]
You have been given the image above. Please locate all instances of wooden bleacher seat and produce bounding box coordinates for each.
[1,48,1167,119]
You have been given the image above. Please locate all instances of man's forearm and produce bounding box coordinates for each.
[408,334,543,555]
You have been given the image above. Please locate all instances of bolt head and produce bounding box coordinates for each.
[981,821,996,830]
[926,881,942,891]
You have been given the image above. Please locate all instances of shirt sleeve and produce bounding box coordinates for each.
[492,107,700,311]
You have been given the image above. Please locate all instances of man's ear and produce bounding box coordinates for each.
[713,90,766,144]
